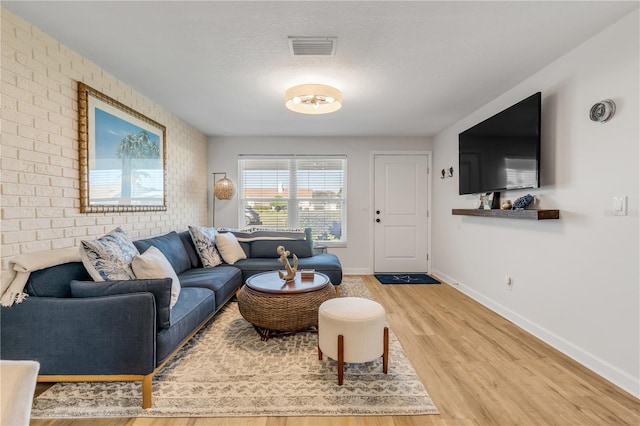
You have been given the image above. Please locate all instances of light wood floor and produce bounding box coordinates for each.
[32,275,639,426]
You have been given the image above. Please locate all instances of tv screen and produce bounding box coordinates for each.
[458,92,541,195]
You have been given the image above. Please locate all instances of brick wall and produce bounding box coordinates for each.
[0,8,208,284]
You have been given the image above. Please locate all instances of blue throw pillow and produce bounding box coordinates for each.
[70,278,173,330]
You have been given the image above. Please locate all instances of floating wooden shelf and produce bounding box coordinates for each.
[452,208,560,220]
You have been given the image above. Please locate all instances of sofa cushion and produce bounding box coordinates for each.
[69,278,173,330]
[131,246,181,309]
[178,231,201,268]
[133,232,191,275]
[178,265,242,308]
[225,228,306,241]
[79,227,139,281]
[251,239,313,258]
[215,233,247,265]
[26,262,92,298]
[188,226,223,268]
[156,287,216,365]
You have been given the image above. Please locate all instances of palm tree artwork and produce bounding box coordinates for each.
[115,130,160,200]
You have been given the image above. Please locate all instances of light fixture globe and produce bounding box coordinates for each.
[214,176,235,200]
[285,84,342,114]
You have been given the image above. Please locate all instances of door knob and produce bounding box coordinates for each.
[376,218,381,223]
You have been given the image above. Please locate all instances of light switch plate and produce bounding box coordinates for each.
[613,196,627,216]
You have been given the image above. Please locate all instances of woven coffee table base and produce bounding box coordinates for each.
[237,283,336,340]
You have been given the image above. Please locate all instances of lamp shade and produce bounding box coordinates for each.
[214,177,235,200]
[285,84,342,115]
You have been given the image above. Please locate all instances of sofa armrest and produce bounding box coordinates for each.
[0,293,157,375]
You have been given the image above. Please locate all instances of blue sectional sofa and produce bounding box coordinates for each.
[0,228,342,408]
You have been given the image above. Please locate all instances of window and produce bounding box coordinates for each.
[238,155,347,246]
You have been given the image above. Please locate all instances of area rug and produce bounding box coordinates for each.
[375,274,440,285]
[31,276,438,418]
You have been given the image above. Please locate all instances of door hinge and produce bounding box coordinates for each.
[426,253,429,261]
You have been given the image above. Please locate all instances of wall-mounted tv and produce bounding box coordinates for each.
[458,92,541,195]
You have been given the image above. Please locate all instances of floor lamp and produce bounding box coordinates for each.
[212,172,235,227]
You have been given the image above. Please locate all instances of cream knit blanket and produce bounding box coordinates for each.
[1,247,81,307]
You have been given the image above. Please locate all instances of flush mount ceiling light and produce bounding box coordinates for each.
[285,84,342,115]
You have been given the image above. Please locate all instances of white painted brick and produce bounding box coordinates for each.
[1,9,208,280]
[19,195,50,207]
[2,183,34,196]
[3,230,36,244]
[64,227,86,238]
[1,195,19,207]
[51,238,75,249]
[18,149,49,164]
[36,208,64,218]
[21,240,52,252]
[50,218,75,228]
[2,207,35,220]
[36,228,64,240]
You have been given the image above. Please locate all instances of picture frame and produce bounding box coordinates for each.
[479,192,500,210]
[78,82,167,213]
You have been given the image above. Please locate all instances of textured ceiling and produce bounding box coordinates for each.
[4,1,638,137]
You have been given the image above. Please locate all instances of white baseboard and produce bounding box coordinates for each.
[432,268,640,399]
[343,268,372,275]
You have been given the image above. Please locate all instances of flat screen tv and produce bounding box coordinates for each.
[458,92,541,195]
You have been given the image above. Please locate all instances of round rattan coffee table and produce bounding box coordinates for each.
[237,271,336,340]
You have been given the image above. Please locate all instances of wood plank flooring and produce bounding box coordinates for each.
[32,275,639,426]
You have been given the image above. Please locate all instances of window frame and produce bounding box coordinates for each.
[238,154,347,247]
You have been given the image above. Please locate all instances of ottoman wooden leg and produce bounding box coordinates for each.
[338,334,344,385]
[318,346,323,360]
[383,326,389,374]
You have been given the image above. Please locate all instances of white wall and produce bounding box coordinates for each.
[0,9,209,284]
[209,136,431,274]
[432,11,639,397]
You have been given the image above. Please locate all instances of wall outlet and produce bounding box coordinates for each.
[613,196,627,216]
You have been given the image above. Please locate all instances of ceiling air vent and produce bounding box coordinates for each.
[288,36,337,56]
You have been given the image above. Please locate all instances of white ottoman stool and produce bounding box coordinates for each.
[317,297,388,385]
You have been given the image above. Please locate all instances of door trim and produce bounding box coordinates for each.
[370,151,432,274]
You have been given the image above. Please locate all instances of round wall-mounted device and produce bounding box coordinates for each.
[589,99,616,123]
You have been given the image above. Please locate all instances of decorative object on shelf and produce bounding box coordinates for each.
[589,99,616,123]
[285,84,342,114]
[512,194,534,209]
[211,172,235,227]
[277,245,298,282]
[501,200,512,210]
[479,192,500,210]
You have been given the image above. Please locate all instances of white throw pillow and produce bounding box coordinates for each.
[188,225,223,268]
[79,227,139,281]
[131,246,181,309]
[215,232,247,265]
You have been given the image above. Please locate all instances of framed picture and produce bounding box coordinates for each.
[479,192,500,210]
[78,82,166,213]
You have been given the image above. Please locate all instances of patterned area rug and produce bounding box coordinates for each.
[31,276,438,418]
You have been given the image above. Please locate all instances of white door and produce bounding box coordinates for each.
[374,154,429,273]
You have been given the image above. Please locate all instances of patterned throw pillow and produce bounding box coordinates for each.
[188,225,223,268]
[79,227,139,281]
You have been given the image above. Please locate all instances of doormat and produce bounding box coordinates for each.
[374,274,440,285]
